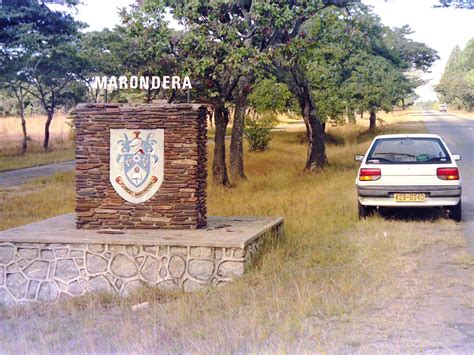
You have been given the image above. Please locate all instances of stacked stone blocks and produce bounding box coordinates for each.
[75,103,208,230]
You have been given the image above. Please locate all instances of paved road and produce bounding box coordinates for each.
[0,160,75,188]
[421,111,474,252]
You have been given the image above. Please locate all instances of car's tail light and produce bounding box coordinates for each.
[437,167,459,180]
[359,168,381,181]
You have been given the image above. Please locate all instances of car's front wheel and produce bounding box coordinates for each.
[449,200,462,222]
[358,201,375,220]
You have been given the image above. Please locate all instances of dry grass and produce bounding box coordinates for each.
[0,120,467,353]
[0,149,75,172]
[0,112,72,149]
[449,110,474,120]
[0,113,74,171]
[452,251,474,267]
[372,110,423,124]
[0,172,75,230]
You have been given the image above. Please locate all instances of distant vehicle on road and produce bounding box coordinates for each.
[439,103,448,112]
[355,134,462,221]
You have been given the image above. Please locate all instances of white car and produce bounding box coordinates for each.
[439,103,448,112]
[355,134,462,221]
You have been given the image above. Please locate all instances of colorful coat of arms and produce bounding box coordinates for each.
[109,129,164,203]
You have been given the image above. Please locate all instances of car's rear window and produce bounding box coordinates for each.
[366,138,451,164]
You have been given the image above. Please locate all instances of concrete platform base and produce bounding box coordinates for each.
[0,214,283,305]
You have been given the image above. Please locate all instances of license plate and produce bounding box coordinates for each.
[394,193,426,202]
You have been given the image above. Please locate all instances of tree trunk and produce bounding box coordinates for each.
[401,98,406,110]
[302,95,328,170]
[19,103,28,154]
[146,87,152,103]
[43,110,54,150]
[212,104,230,186]
[348,108,356,124]
[209,110,214,129]
[369,110,376,131]
[12,85,28,154]
[360,111,364,119]
[287,67,327,171]
[230,98,246,182]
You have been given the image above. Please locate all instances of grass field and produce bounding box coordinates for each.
[0,112,74,171]
[0,112,72,148]
[0,116,468,352]
[0,148,75,172]
[0,109,419,172]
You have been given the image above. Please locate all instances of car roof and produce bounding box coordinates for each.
[373,134,442,139]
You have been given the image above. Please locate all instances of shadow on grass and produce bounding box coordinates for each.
[376,207,448,222]
[356,129,381,144]
[248,228,286,272]
[324,132,346,146]
[293,132,346,146]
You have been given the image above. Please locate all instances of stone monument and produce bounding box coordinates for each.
[75,103,207,229]
[0,103,283,305]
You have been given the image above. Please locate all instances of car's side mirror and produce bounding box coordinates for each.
[453,154,461,161]
[354,154,364,162]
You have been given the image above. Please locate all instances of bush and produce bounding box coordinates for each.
[244,115,276,151]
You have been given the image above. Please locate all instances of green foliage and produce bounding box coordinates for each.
[383,25,439,72]
[120,4,176,102]
[160,0,261,104]
[248,79,298,114]
[0,92,18,116]
[436,41,474,111]
[78,29,127,102]
[344,53,403,114]
[0,0,87,108]
[244,115,275,152]
[301,5,436,125]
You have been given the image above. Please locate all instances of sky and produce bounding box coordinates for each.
[363,0,474,101]
[53,0,474,101]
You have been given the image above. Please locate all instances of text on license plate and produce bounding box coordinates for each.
[394,193,426,202]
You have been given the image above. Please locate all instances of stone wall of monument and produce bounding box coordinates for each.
[75,103,207,230]
[0,236,269,305]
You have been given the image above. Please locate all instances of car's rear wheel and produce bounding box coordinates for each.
[358,201,375,219]
[449,200,462,222]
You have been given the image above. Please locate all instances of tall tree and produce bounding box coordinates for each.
[230,76,252,181]
[0,39,31,153]
[163,0,256,185]
[165,0,357,177]
[307,7,438,129]
[78,29,126,103]
[383,25,439,72]
[119,4,177,103]
[0,0,86,150]
[344,53,403,130]
[436,43,474,111]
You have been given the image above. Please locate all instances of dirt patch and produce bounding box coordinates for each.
[304,228,474,352]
